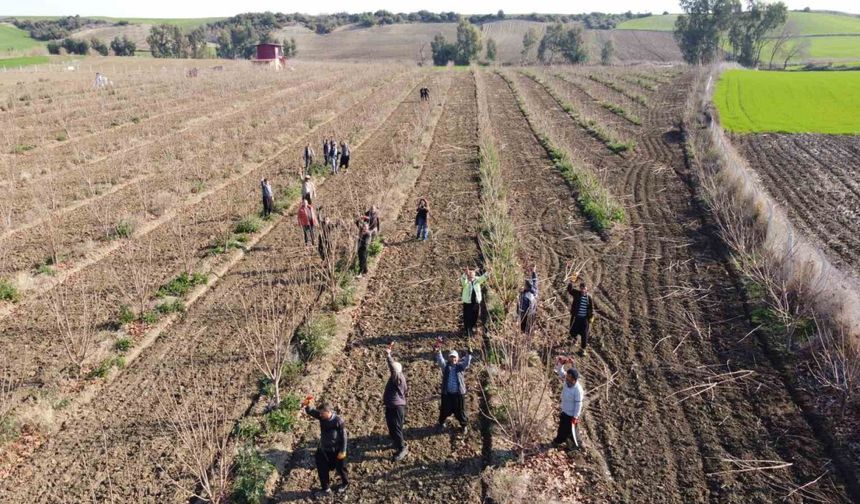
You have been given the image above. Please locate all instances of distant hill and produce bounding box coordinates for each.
[0,23,43,54]
[617,11,860,35]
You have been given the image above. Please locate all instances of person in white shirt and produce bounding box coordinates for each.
[553,356,584,449]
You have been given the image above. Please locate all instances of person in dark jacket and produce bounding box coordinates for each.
[517,265,539,334]
[317,216,334,261]
[323,138,331,166]
[434,341,473,434]
[260,177,274,217]
[302,401,349,496]
[364,205,380,240]
[339,141,350,170]
[356,222,371,277]
[568,280,597,356]
[383,344,409,461]
[415,198,429,241]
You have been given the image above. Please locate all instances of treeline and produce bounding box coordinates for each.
[11,15,107,41]
[674,0,790,67]
[147,25,209,58]
[46,36,136,56]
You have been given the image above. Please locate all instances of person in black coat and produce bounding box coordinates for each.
[568,280,597,356]
[302,401,349,496]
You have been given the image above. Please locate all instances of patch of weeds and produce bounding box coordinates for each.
[10,143,36,154]
[156,298,185,315]
[0,415,19,444]
[191,180,206,194]
[232,445,274,504]
[333,283,356,310]
[89,356,127,379]
[235,216,263,234]
[208,236,246,256]
[131,116,141,124]
[114,336,133,353]
[0,279,21,303]
[117,304,135,325]
[140,310,159,325]
[234,418,262,441]
[36,263,56,276]
[156,272,208,298]
[110,220,134,240]
[273,185,301,213]
[258,377,276,398]
[308,163,328,177]
[368,238,384,257]
[296,314,336,362]
[55,130,68,142]
[53,397,71,410]
[265,394,301,433]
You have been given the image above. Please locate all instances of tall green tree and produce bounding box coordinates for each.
[600,39,615,65]
[522,27,538,64]
[538,24,588,64]
[486,37,497,61]
[674,0,741,64]
[187,27,208,59]
[147,24,174,58]
[728,0,787,67]
[454,18,482,65]
[430,33,455,65]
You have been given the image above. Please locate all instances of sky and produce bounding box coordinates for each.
[0,0,857,18]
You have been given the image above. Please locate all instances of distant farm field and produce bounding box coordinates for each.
[618,11,860,35]
[0,55,49,68]
[616,14,678,31]
[714,69,860,134]
[0,23,43,53]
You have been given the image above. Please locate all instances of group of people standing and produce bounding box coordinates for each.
[301,138,351,177]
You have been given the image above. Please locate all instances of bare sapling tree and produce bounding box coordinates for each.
[315,209,359,309]
[233,270,312,406]
[157,371,231,504]
[171,211,197,276]
[0,358,18,441]
[33,179,62,267]
[482,317,555,460]
[808,323,860,419]
[125,238,156,319]
[48,283,105,378]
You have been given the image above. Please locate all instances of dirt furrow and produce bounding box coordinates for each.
[0,72,442,503]
[275,71,483,503]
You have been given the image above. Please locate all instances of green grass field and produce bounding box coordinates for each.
[714,69,860,134]
[0,23,44,53]
[617,11,860,35]
[0,55,49,69]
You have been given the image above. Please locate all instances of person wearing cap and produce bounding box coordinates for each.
[552,356,584,449]
[434,342,473,434]
[517,265,539,334]
[460,268,490,338]
[302,401,349,496]
[383,345,409,461]
[567,279,597,356]
[301,175,316,205]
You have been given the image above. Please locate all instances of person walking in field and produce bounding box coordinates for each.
[330,139,339,174]
[460,268,490,338]
[301,175,316,205]
[303,144,315,175]
[434,340,473,434]
[415,198,429,241]
[356,222,371,278]
[323,138,331,166]
[552,356,584,450]
[301,400,349,496]
[568,280,596,356]
[517,265,539,334]
[297,199,317,246]
[260,177,274,217]
[339,141,351,171]
[364,205,381,241]
[384,343,409,461]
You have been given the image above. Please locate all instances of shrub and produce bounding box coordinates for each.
[90,37,109,56]
[89,357,115,379]
[233,418,262,441]
[265,394,301,433]
[156,272,208,298]
[296,314,336,361]
[368,239,383,257]
[140,310,159,325]
[10,143,36,154]
[111,220,134,240]
[235,216,263,234]
[114,337,133,352]
[118,304,135,325]
[0,415,19,444]
[156,299,185,315]
[36,264,56,276]
[0,279,20,303]
[232,445,274,504]
[46,41,61,54]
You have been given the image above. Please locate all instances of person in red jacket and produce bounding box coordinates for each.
[297,199,317,246]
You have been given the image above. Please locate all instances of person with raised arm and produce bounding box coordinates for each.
[302,399,349,496]
[434,338,473,434]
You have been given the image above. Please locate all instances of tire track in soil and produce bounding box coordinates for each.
[503,70,853,502]
[0,70,417,403]
[0,73,443,503]
[275,72,483,504]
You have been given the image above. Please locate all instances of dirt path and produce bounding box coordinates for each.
[0,73,441,503]
[275,71,483,503]
[489,69,852,503]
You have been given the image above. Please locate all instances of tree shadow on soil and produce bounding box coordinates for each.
[359,330,461,349]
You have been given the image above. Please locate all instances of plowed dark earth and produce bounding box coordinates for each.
[731,133,860,277]
[275,72,483,503]
[487,70,854,503]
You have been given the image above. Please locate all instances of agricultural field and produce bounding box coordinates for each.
[0,55,857,504]
[714,69,860,134]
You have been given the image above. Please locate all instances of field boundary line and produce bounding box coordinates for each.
[26,72,428,447]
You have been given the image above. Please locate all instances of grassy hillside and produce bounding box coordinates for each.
[617,11,860,35]
[616,14,678,31]
[714,69,860,134]
[0,23,43,53]
[0,55,49,68]
[8,16,222,28]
